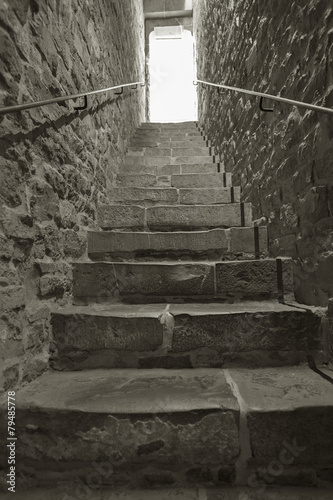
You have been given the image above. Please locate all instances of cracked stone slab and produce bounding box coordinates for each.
[1,369,240,483]
[9,367,238,413]
[170,302,323,359]
[227,366,333,467]
[116,174,158,187]
[216,258,294,298]
[171,173,232,188]
[227,226,268,253]
[73,262,215,300]
[52,304,164,353]
[98,204,145,229]
[179,187,241,205]
[108,187,179,204]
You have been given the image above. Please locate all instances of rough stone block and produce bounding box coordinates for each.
[228,367,333,467]
[179,187,240,205]
[181,164,219,174]
[73,262,117,299]
[147,204,252,230]
[172,156,214,165]
[171,147,211,157]
[171,173,231,188]
[52,306,164,353]
[170,303,323,362]
[116,174,157,187]
[108,188,178,204]
[9,368,240,484]
[98,205,145,229]
[216,258,293,298]
[145,148,172,157]
[114,262,215,297]
[228,227,268,253]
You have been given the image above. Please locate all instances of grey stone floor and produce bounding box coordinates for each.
[2,487,333,500]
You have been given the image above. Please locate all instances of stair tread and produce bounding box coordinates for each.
[8,365,333,414]
[9,367,238,414]
[53,300,306,317]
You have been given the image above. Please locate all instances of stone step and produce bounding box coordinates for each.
[133,131,203,141]
[51,302,324,370]
[98,203,252,230]
[171,173,233,188]
[122,155,215,167]
[130,139,210,149]
[72,258,293,304]
[87,227,268,260]
[131,136,208,147]
[127,146,213,157]
[107,187,240,206]
[5,366,333,488]
[118,163,219,176]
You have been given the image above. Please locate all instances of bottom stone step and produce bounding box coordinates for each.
[1,368,239,489]
[3,366,333,490]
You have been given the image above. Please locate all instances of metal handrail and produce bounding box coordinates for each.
[194,79,333,116]
[0,80,145,116]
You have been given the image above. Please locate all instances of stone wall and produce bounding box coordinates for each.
[0,0,145,391]
[194,0,333,306]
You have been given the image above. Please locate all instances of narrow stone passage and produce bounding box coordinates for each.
[6,122,333,494]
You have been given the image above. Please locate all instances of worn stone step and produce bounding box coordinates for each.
[146,203,252,230]
[4,366,333,489]
[72,258,293,304]
[98,203,252,230]
[133,132,203,141]
[179,187,241,204]
[116,174,166,188]
[127,146,213,157]
[130,137,209,148]
[118,163,220,176]
[171,173,232,188]
[108,187,179,205]
[87,227,268,260]
[123,155,215,167]
[3,368,240,488]
[107,187,240,206]
[225,366,333,487]
[51,302,324,370]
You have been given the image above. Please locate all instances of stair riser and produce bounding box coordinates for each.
[72,259,293,304]
[108,187,240,205]
[123,156,215,167]
[9,408,239,488]
[51,309,323,370]
[98,203,251,230]
[130,138,209,147]
[119,164,219,175]
[87,227,268,260]
[127,147,213,157]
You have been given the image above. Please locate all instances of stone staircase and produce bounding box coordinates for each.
[3,122,333,496]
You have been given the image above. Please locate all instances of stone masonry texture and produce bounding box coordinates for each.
[194,0,333,306]
[0,0,145,391]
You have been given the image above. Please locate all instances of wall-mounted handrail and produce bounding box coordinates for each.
[0,80,145,116]
[194,79,333,116]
